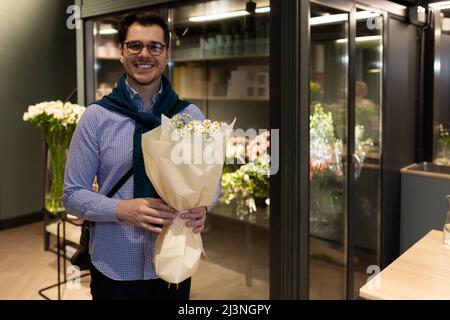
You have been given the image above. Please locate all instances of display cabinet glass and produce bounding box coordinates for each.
[169,0,270,299]
[352,7,382,298]
[92,19,121,100]
[309,2,383,299]
[83,0,270,299]
[309,3,348,299]
[432,8,450,166]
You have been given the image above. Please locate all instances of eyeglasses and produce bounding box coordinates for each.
[124,41,166,56]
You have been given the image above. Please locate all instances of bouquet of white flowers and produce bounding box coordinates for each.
[142,113,235,284]
[23,101,86,214]
[166,113,222,142]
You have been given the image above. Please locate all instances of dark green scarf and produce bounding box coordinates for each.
[95,73,189,198]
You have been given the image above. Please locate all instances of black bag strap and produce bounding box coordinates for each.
[106,168,133,198]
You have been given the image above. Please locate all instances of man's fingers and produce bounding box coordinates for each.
[140,207,176,219]
[143,198,175,212]
[155,210,178,219]
[193,226,204,233]
[189,206,207,213]
[180,212,203,220]
[186,216,205,228]
[141,214,174,226]
[140,222,162,234]
[153,202,175,212]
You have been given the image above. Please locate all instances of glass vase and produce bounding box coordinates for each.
[235,196,248,220]
[45,145,67,215]
[436,139,450,166]
[44,130,71,216]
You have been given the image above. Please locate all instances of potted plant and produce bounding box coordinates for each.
[221,131,270,218]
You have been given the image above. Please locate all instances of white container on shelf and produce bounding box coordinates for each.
[226,66,269,99]
[224,35,234,56]
[207,37,216,57]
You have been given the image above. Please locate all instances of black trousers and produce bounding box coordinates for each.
[89,264,191,300]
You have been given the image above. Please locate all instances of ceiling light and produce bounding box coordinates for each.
[99,28,118,35]
[429,1,450,9]
[335,35,382,43]
[189,6,270,22]
[310,13,348,26]
[255,6,270,13]
[189,10,248,22]
[310,11,380,26]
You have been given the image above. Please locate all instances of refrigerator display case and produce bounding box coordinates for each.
[309,2,383,299]
[431,7,450,166]
[82,0,270,299]
[77,0,419,300]
[304,0,420,300]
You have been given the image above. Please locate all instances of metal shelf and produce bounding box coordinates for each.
[182,96,268,102]
[171,53,269,63]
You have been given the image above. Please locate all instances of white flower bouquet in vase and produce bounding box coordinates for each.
[142,113,235,284]
[23,101,86,215]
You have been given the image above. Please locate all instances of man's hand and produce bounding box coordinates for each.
[116,198,176,233]
[180,206,207,233]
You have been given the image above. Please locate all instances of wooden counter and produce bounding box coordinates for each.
[360,230,450,299]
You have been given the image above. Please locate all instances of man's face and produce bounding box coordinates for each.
[120,22,170,86]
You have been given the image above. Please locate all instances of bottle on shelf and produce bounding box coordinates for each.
[233,33,244,56]
[224,34,234,56]
[207,36,216,57]
[216,34,225,56]
[244,32,256,55]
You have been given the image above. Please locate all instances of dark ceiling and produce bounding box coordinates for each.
[393,0,446,6]
[389,0,427,6]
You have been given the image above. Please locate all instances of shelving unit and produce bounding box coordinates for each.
[172,53,268,63]
[181,96,268,102]
[46,220,81,246]
[96,55,120,60]
[43,210,82,257]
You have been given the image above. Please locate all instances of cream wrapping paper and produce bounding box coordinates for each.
[142,115,235,284]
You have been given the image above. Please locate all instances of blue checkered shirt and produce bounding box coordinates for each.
[63,79,220,280]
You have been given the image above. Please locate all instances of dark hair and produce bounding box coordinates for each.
[118,12,170,46]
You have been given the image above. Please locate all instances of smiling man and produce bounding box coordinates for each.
[63,12,219,300]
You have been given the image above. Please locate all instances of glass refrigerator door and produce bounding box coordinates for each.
[309,3,383,299]
[433,8,450,166]
[353,8,382,298]
[91,17,122,101]
[309,3,348,299]
[169,0,270,299]
[84,0,271,299]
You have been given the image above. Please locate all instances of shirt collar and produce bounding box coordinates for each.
[124,77,163,111]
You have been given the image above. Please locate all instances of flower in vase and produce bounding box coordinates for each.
[23,101,86,214]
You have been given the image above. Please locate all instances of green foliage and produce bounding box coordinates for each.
[439,124,450,148]
[221,154,270,208]
[310,81,324,103]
